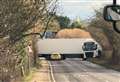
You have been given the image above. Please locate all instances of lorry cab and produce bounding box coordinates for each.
[82,41,102,60]
[82,42,97,51]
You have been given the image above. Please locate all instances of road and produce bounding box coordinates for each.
[50,58,120,82]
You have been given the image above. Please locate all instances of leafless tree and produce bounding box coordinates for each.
[0,0,58,82]
[89,9,120,64]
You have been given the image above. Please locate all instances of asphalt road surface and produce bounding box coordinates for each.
[50,58,120,82]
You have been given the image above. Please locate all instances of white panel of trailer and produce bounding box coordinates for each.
[36,38,96,54]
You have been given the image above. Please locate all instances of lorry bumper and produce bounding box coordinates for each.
[85,52,94,58]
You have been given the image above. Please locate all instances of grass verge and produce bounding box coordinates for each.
[23,59,44,82]
[89,58,120,72]
[23,68,38,82]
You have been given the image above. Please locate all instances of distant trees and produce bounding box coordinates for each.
[56,15,83,29]
[71,20,82,28]
[56,16,71,29]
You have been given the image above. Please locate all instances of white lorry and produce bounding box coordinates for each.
[36,38,102,60]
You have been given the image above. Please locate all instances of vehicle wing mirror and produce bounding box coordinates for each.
[104,5,120,22]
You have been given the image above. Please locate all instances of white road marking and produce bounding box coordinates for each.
[48,61,56,82]
[47,61,51,82]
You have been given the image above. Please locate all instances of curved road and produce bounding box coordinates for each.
[50,58,120,82]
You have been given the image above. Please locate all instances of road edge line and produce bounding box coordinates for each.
[48,61,56,82]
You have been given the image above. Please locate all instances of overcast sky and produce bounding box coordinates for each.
[57,0,120,20]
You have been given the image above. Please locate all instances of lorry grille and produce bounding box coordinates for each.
[85,52,94,58]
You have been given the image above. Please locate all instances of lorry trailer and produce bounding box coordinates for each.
[36,38,102,60]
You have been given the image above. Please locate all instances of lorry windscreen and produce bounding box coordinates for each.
[44,31,56,38]
[83,42,97,51]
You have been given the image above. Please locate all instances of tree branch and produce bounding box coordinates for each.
[41,2,57,38]
[22,32,42,38]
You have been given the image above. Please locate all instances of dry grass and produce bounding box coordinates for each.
[90,58,120,71]
[23,59,50,82]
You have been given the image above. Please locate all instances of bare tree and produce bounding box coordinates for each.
[89,9,120,64]
[0,0,58,42]
[0,0,58,82]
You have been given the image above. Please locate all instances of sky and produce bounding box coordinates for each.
[57,0,120,20]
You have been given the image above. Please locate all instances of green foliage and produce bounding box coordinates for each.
[71,21,82,28]
[56,15,71,29]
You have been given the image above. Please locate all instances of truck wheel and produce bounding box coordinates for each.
[82,58,87,61]
[61,55,66,60]
[46,55,51,60]
[97,50,102,58]
[82,54,87,61]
